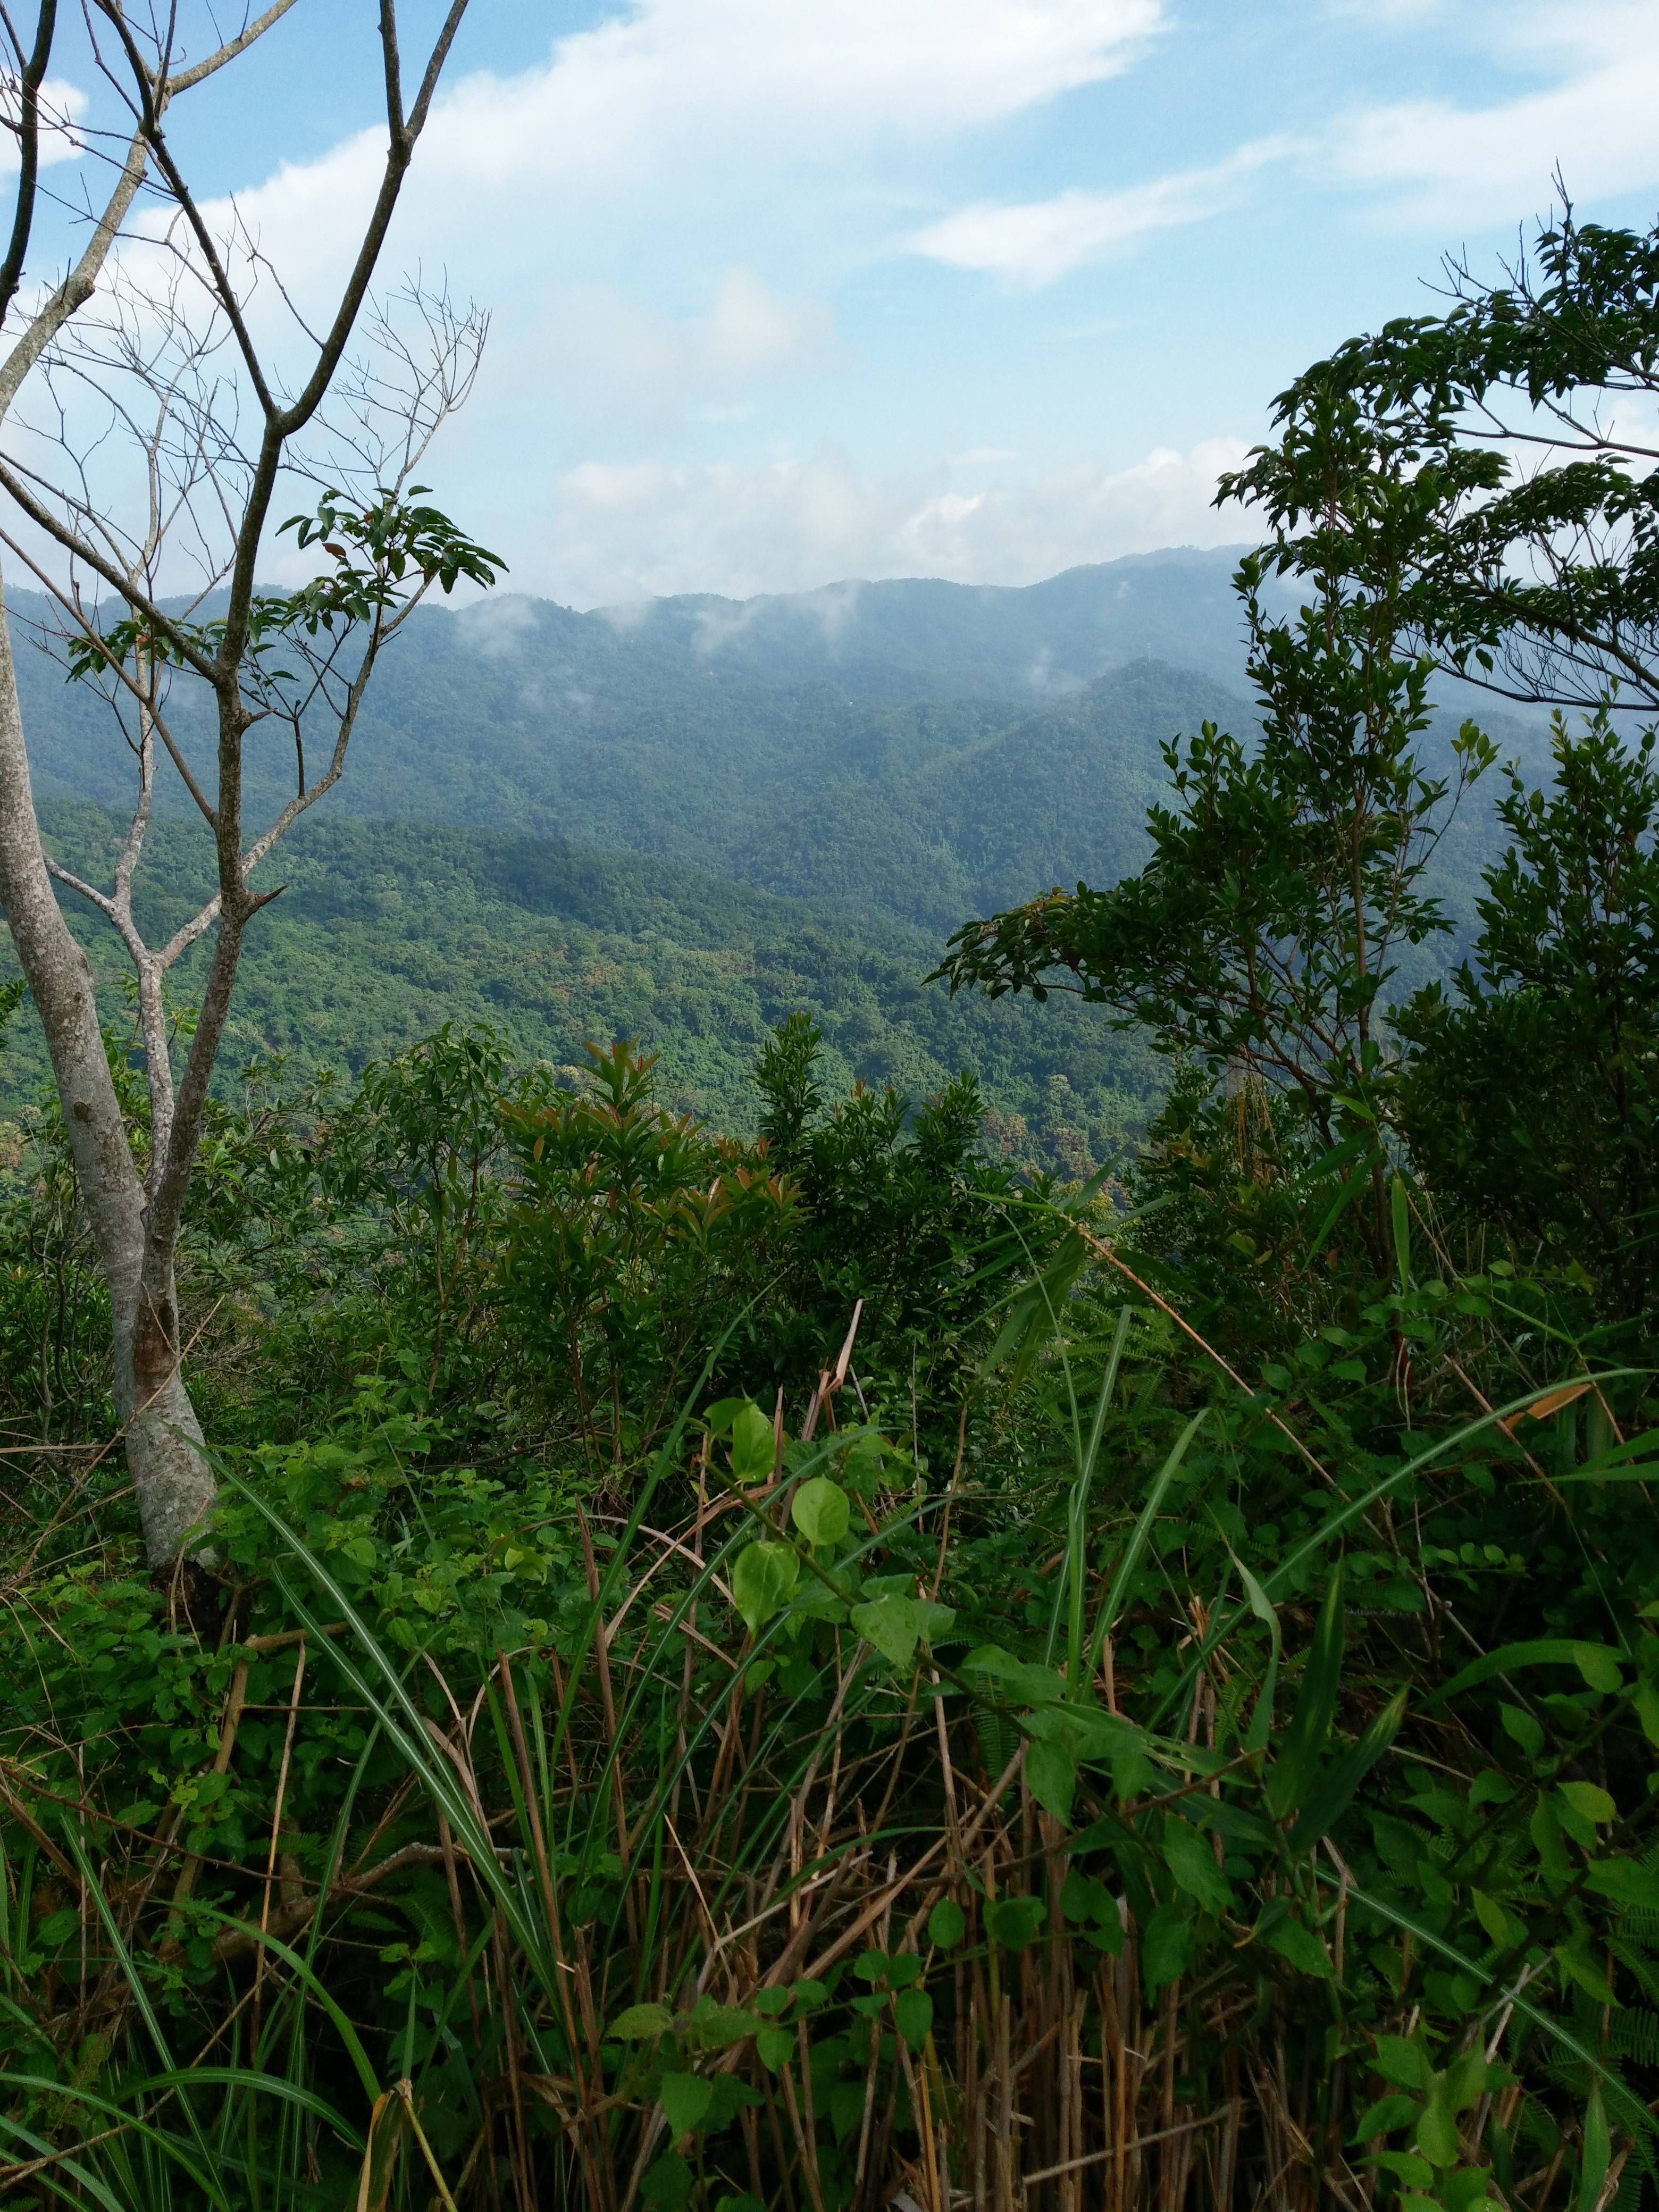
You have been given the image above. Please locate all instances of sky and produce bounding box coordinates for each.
[22,0,1659,608]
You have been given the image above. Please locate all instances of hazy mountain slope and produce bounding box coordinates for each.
[3,547,1553,1018]
[591,545,1258,699]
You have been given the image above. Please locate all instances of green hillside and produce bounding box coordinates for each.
[3,802,1159,1173]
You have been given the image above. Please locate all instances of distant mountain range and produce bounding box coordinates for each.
[0,547,1555,1156]
[9,547,1543,930]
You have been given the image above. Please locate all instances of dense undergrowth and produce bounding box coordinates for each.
[6,205,1659,2212]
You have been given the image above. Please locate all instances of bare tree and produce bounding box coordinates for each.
[0,3,500,1565]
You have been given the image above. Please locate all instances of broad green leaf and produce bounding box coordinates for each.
[851,1594,954,1669]
[1371,2152,1436,2189]
[660,2073,715,2139]
[1445,2047,1488,2113]
[1559,1781,1616,1826]
[791,1476,850,1548]
[1140,1900,1195,1991]
[1499,1704,1545,1761]
[1583,1857,1659,1911]
[1162,1818,1229,1916]
[962,1645,1068,1708]
[1416,2086,1461,2170]
[928,1899,966,1949]
[1372,2037,1432,2092]
[610,2003,674,2040]
[1257,1904,1331,1979]
[732,1541,799,1635]
[685,2001,765,2050]
[756,2026,793,2074]
[983,1895,1045,1950]
[642,2152,694,2209]
[1027,1738,1077,1823]
[730,1403,776,1485]
[1472,1889,1521,1947]
[1353,2094,1421,2140]
[893,1987,933,2052]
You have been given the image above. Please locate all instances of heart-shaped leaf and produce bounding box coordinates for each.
[731,1404,776,1485]
[893,1986,934,2052]
[928,1899,966,1949]
[792,1476,850,1548]
[732,1541,799,1635]
[1027,1738,1077,1823]
[983,1895,1045,1950]
[660,2072,715,2140]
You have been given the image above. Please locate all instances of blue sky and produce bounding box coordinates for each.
[32,0,1659,605]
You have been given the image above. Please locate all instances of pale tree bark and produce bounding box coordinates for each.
[0,1,487,1564]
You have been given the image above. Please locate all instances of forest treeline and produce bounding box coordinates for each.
[4,194,1659,2212]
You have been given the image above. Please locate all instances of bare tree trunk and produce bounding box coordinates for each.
[0,567,215,1560]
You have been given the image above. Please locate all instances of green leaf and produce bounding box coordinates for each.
[1472,1889,1522,1947]
[962,1645,1068,1708]
[1423,1640,1625,1709]
[1583,1857,1659,1911]
[1578,2084,1610,2212]
[685,2001,764,2051]
[850,1595,954,1669]
[642,2152,694,2208]
[1027,1738,1077,1823]
[1162,1819,1229,1916]
[1286,1688,1407,1851]
[1371,2151,1435,2189]
[1390,1173,1412,1288]
[730,1404,775,1485]
[1416,2085,1461,2169]
[928,1899,966,1949]
[660,2073,715,2139]
[1265,1564,1344,1820]
[732,1541,799,1636]
[1499,1704,1545,1761]
[610,2004,674,2040]
[893,1987,934,2052]
[1445,2047,1488,2114]
[1372,2038,1432,2092]
[1140,1900,1195,1991]
[1257,1904,1331,1979]
[755,2026,794,2073]
[791,1477,850,1548]
[1559,1780,1615,1825]
[983,1896,1046,1950]
[1353,2094,1421,2140]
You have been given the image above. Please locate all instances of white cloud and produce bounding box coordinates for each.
[1326,0,1659,224]
[544,437,1249,605]
[173,0,1169,319]
[512,269,840,430]
[911,139,1292,286]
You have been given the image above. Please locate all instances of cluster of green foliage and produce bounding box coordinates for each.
[3,199,1659,2212]
[0,800,1154,1183]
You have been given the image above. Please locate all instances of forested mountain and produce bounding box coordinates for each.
[8,548,1543,944]
[3,801,1157,1171]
